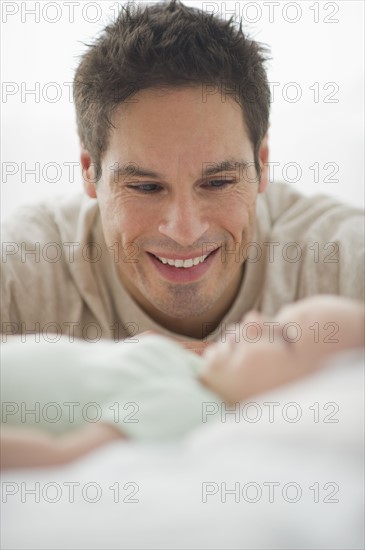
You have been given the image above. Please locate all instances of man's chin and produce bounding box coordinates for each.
[149,298,214,320]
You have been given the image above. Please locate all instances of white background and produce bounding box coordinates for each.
[1,0,364,221]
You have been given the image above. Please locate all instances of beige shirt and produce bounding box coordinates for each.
[1,183,364,343]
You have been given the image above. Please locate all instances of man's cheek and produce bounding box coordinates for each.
[232,216,251,244]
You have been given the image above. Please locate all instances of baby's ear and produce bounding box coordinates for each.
[80,147,97,198]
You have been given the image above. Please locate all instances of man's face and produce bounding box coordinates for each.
[83,86,268,332]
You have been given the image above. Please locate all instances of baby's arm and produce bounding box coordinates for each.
[1,423,124,469]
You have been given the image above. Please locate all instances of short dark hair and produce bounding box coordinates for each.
[73,0,271,180]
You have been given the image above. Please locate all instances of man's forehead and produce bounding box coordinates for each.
[104,86,252,179]
[111,84,245,128]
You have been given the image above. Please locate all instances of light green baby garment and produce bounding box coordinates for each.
[1,335,221,440]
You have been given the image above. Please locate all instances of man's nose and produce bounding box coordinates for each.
[158,193,210,247]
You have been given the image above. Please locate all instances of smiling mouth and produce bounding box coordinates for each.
[150,251,212,268]
[147,248,220,283]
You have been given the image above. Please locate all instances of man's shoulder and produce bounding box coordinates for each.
[1,192,98,245]
[258,183,363,237]
[253,184,364,307]
[1,193,103,327]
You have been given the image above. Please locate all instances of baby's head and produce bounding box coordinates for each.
[200,295,364,404]
[253,294,364,358]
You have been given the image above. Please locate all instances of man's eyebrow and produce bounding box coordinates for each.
[111,164,162,180]
[110,159,250,181]
[203,160,250,177]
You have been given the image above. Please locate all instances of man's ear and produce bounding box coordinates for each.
[258,132,269,194]
[80,147,97,199]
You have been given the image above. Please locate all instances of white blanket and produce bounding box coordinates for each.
[2,351,364,550]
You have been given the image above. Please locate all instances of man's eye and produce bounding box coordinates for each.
[127,183,160,193]
[204,180,235,189]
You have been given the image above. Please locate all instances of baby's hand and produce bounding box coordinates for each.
[138,330,210,355]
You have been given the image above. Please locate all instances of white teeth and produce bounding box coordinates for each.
[154,253,209,268]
